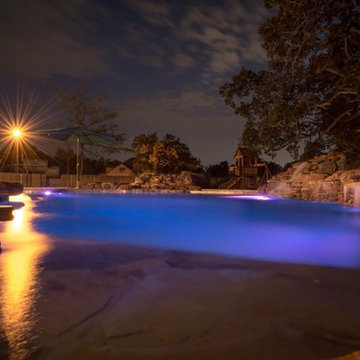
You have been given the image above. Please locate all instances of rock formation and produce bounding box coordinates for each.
[265,152,360,207]
[122,172,202,192]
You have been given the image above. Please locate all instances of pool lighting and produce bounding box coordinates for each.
[44,191,52,196]
[227,195,273,201]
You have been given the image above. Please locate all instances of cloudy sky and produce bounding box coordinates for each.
[0,0,287,166]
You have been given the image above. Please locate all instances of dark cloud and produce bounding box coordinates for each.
[124,0,175,28]
[177,0,268,82]
[0,0,284,166]
[0,0,112,78]
[0,0,268,79]
[120,0,268,84]
[172,52,196,69]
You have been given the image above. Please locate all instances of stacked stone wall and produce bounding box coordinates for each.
[265,152,360,207]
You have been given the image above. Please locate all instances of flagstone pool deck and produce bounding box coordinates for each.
[6,239,359,360]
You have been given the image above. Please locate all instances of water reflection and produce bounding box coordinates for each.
[0,194,51,359]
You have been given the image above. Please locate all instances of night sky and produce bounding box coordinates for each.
[0,0,289,166]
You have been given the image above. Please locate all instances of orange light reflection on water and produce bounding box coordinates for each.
[0,194,51,359]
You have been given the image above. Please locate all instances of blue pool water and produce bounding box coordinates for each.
[22,193,360,268]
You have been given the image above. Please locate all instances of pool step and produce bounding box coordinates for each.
[0,205,14,221]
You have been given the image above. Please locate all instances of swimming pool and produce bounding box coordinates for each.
[5,192,360,268]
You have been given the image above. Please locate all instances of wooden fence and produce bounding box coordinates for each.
[0,172,135,188]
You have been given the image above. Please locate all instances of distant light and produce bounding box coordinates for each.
[12,129,22,138]
[44,191,52,196]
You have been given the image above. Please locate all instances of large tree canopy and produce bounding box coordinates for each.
[220,0,360,162]
[132,132,159,173]
[206,161,229,177]
[132,133,201,174]
[54,83,126,180]
[55,83,126,156]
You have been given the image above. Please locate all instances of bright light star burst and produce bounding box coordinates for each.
[12,129,22,138]
[0,86,60,171]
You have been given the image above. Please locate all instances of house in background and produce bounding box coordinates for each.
[95,159,136,189]
[231,147,259,189]
[226,147,270,189]
[105,162,135,177]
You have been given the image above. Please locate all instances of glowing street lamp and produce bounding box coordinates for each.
[10,127,24,172]
[12,129,22,139]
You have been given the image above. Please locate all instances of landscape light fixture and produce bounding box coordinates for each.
[12,128,22,139]
[9,127,25,173]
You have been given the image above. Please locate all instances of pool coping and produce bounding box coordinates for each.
[23,187,260,195]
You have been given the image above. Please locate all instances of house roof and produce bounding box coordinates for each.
[234,146,258,159]
[123,157,135,169]
[105,162,135,176]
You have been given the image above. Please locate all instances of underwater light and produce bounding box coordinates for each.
[44,191,52,196]
[227,195,273,201]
